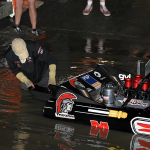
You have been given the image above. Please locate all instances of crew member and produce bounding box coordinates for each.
[5,38,56,90]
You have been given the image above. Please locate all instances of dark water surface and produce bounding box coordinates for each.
[0,27,150,150]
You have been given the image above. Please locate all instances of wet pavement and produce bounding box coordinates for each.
[0,0,150,149]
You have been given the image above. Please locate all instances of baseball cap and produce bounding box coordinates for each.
[12,38,29,60]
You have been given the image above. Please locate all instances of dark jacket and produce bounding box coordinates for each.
[5,40,56,84]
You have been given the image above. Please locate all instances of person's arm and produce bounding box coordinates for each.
[49,64,56,85]
[5,50,34,88]
[16,72,34,88]
[33,42,57,85]
[5,55,21,76]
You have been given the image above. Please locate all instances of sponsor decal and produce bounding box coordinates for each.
[103,96,109,101]
[119,74,131,80]
[86,88,92,92]
[69,78,85,88]
[60,85,67,89]
[38,47,41,54]
[81,74,101,89]
[17,63,21,67]
[69,78,76,87]
[94,71,106,80]
[14,61,21,67]
[75,81,85,88]
[90,120,109,138]
[94,71,101,78]
[14,61,20,63]
[99,77,106,80]
[38,47,43,54]
[55,92,77,119]
[27,57,32,62]
[119,98,148,107]
[131,117,150,135]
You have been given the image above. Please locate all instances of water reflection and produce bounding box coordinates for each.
[0,68,21,129]
[85,38,106,54]
[41,123,150,150]
[83,37,150,60]
[54,124,75,149]
[53,123,110,149]
[13,129,30,150]
[129,46,150,59]
[130,134,150,150]
[1,28,150,149]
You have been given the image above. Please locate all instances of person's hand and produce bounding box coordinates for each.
[28,82,35,90]
[30,82,35,89]
[48,84,51,92]
[16,72,35,89]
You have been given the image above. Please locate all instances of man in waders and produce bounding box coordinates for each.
[5,38,56,90]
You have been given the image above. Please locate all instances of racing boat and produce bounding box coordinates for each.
[29,60,150,136]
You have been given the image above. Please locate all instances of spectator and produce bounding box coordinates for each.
[14,0,39,35]
[83,0,110,16]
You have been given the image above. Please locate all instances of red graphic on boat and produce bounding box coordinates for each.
[90,120,109,138]
[137,123,150,133]
[69,78,76,87]
[55,92,77,119]
[131,117,150,135]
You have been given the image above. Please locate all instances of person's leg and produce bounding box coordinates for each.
[14,0,24,32]
[100,0,111,16]
[83,0,93,15]
[27,0,39,35]
[27,0,36,29]
[21,82,28,90]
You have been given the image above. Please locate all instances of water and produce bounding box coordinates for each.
[0,26,150,149]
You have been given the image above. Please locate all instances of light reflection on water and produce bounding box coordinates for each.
[0,68,21,129]
[0,29,150,149]
[10,122,150,150]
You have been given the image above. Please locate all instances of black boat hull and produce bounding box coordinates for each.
[29,63,150,135]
